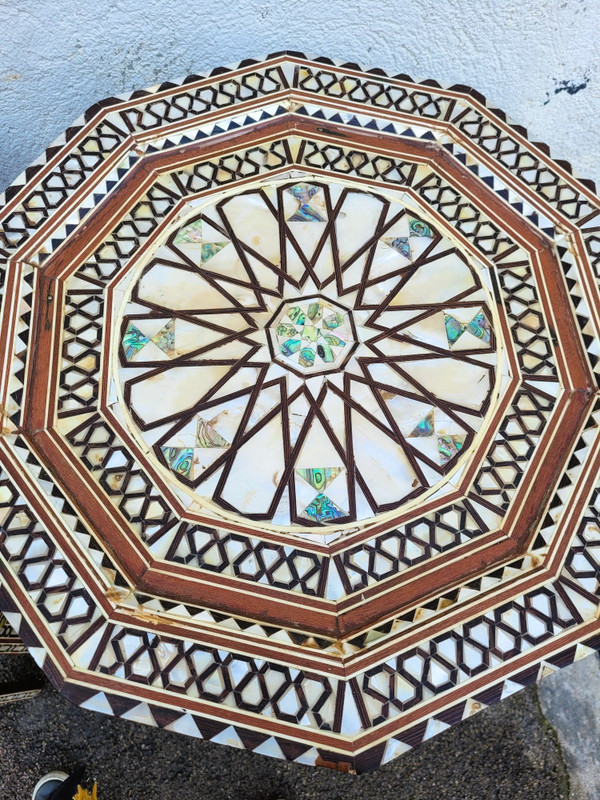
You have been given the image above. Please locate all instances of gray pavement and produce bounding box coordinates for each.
[0,652,578,800]
[539,654,600,800]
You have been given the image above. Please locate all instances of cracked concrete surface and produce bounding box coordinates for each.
[0,0,599,193]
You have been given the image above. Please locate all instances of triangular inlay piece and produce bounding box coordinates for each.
[466,310,491,344]
[196,418,230,448]
[382,236,411,259]
[296,467,343,491]
[409,217,433,237]
[303,493,346,522]
[174,219,204,243]
[409,409,435,438]
[161,447,194,477]
[151,319,175,355]
[123,323,149,360]
[438,435,465,465]
[444,313,466,346]
[201,241,229,263]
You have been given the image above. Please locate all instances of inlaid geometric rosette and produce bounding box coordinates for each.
[115,179,500,529]
[1,53,600,773]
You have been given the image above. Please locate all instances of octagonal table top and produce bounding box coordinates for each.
[1,52,600,773]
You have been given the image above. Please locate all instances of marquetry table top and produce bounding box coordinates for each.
[1,52,599,772]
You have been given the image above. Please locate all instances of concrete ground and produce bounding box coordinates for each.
[2,651,597,800]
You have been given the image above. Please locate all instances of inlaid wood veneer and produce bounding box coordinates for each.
[1,53,600,772]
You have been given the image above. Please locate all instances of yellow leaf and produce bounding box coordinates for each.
[72,782,98,800]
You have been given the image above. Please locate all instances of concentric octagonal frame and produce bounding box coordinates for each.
[1,53,600,773]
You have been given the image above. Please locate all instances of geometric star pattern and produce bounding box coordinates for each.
[1,53,600,774]
[118,181,497,528]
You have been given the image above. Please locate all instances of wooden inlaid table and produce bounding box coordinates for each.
[1,53,599,772]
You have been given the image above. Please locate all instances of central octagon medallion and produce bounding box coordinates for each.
[267,296,356,376]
